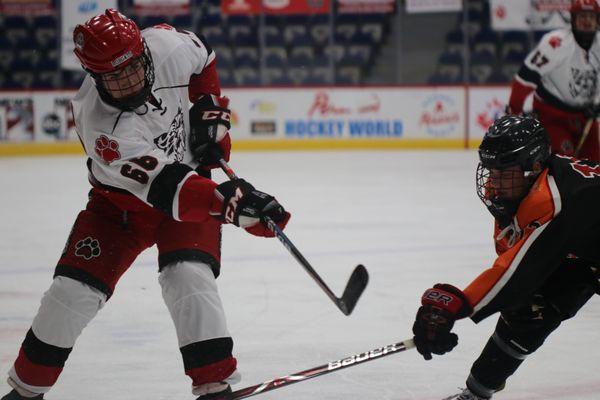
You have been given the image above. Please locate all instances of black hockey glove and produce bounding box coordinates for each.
[189,95,232,168]
[412,284,472,360]
[210,179,291,237]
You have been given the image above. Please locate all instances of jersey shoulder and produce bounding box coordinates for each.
[143,26,212,73]
[550,154,600,206]
[536,28,572,53]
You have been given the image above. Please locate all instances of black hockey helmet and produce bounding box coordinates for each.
[476,115,551,224]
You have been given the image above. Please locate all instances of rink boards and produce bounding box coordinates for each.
[0,85,525,156]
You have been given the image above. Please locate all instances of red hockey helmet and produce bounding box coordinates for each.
[571,0,600,14]
[73,8,143,73]
[73,9,154,111]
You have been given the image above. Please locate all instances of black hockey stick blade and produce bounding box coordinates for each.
[337,264,369,315]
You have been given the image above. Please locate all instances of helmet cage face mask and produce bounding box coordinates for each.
[571,0,600,49]
[475,116,550,225]
[90,40,155,111]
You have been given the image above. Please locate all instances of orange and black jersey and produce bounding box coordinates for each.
[464,154,600,322]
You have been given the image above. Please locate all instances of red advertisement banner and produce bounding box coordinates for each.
[222,0,330,15]
[0,0,54,15]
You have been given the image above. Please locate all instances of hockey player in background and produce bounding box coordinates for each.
[2,9,290,400]
[412,115,599,399]
[507,0,600,160]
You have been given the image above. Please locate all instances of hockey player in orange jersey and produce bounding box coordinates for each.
[412,115,600,399]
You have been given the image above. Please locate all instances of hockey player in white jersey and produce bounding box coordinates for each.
[508,0,600,160]
[2,9,290,400]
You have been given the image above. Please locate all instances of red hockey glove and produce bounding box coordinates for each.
[189,95,231,169]
[210,179,291,237]
[412,284,472,360]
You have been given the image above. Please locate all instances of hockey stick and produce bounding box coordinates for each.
[213,338,415,400]
[575,116,595,157]
[213,154,369,316]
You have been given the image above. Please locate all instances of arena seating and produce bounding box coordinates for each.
[429,0,545,84]
[0,0,392,89]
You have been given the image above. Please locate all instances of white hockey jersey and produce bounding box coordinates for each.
[517,28,600,110]
[72,25,219,222]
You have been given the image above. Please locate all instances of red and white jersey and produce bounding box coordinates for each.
[515,28,600,110]
[72,25,221,223]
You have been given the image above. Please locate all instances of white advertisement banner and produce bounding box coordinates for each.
[61,0,118,70]
[406,0,462,13]
[226,87,465,140]
[0,87,467,144]
[34,92,79,141]
[468,86,533,139]
[0,91,77,142]
[490,0,571,31]
[0,93,34,142]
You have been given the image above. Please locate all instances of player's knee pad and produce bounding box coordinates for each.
[31,276,107,348]
[159,261,230,347]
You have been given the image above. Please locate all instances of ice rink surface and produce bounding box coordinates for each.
[1,150,598,400]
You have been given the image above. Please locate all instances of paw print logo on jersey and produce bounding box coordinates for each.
[74,237,101,260]
[95,135,121,164]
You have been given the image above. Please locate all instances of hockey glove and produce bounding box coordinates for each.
[210,179,291,237]
[412,284,472,360]
[189,95,232,169]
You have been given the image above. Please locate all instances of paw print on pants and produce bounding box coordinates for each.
[95,135,121,164]
[74,237,101,260]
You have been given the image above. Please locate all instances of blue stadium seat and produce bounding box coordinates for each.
[284,26,310,46]
[335,24,357,42]
[288,53,312,68]
[437,52,463,82]
[33,15,56,29]
[265,30,285,47]
[217,68,234,87]
[310,67,333,84]
[472,29,498,57]
[172,15,193,30]
[504,50,527,65]
[36,58,59,72]
[323,44,346,63]
[287,68,309,85]
[500,30,529,57]
[264,47,287,68]
[445,29,465,55]
[487,68,509,84]
[312,54,331,68]
[204,30,229,46]
[234,68,260,86]
[360,23,383,45]
[234,47,259,64]
[268,71,291,85]
[470,51,496,84]
[336,67,361,84]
